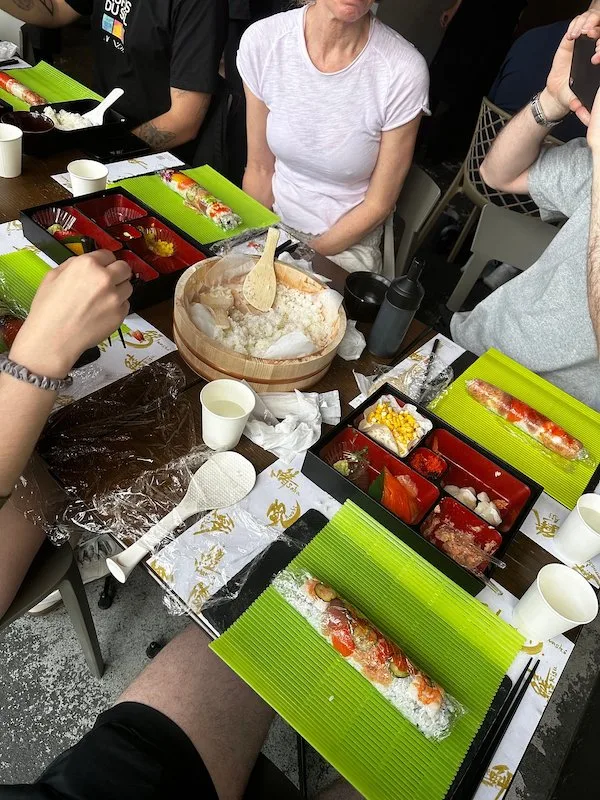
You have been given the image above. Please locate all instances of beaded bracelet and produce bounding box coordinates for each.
[0,354,73,392]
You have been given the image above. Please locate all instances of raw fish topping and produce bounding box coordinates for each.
[466,379,587,461]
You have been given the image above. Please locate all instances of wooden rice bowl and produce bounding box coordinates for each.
[174,256,347,392]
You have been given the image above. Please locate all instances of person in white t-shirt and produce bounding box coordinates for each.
[237,0,430,273]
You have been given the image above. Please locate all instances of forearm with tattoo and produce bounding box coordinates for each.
[1,0,79,26]
[587,157,600,352]
[132,121,176,151]
[10,0,53,17]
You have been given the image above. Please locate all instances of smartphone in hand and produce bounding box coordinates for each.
[570,35,600,111]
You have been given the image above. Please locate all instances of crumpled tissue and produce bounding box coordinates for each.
[0,42,18,60]
[337,320,366,361]
[244,387,341,462]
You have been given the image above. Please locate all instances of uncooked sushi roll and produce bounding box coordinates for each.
[272,570,465,741]
[159,169,242,231]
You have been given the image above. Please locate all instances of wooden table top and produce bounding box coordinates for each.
[3,147,572,637]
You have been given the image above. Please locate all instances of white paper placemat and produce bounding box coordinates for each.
[147,455,341,614]
[474,582,574,800]
[51,151,184,191]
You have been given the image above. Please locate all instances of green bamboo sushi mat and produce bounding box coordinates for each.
[431,348,600,510]
[0,250,50,310]
[211,501,523,800]
[0,61,101,111]
[111,165,279,244]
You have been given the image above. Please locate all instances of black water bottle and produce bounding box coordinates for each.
[368,258,425,358]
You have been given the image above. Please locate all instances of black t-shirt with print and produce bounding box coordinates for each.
[65,0,227,164]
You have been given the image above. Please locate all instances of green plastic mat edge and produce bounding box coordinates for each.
[211,501,523,800]
[0,249,51,311]
[111,165,280,244]
[0,61,101,111]
[430,348,600,509]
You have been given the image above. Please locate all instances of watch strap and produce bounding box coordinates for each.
[530,92,562,129]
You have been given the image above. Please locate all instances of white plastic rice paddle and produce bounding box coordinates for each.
[106,452,256,583]
[83,88,124,126]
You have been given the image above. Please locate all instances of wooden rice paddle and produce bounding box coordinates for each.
[243,227,279,311]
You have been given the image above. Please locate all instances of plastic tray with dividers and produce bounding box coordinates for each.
[302,383,543,595]
[20,188,212,311]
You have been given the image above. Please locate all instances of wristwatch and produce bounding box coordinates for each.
[530,92,562,129]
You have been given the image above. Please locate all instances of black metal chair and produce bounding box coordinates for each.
[0,540,104,678]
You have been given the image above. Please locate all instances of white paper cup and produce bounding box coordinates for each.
[554,494,600,565]
[512,563,598,641]
[200,379,255,451]
[67,159,108,197]
[0,123,23,178]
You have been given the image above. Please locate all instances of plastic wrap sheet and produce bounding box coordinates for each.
[28,361,205,545]
[152,507,305,616]
[355,352,454,406]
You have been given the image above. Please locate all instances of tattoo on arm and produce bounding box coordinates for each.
[12,0,54,15]
[133,121,176,151]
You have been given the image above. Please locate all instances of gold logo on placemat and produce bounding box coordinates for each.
[533,510,560,538]
[483,765,513,799]
[194,512,235,535]
[188,545,226,611]
[124,354,151,372]
[266,500,301,528]
[270,468,300,494]
[574,563,600,587]
[531,667,557,699]
[522,641,544,655]
[149,560,174,584]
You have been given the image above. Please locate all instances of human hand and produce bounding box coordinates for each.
[567,10,600,42]
[10,251,132,378]
[545,17,600,124]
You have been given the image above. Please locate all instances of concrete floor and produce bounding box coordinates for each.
[0,569,336,794]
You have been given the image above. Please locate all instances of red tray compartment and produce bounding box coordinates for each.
[427,428,531,533]
[108,223,143,244]
[421,497,503,574]
[407,448,448,481]
[75,194,147,227]
[117,250,159,282]
[129,217,206,274]
[320,427,439,524]
[57,207,121,252]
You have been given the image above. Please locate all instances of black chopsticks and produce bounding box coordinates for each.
[107,328,126,349]
[455,658,540,799]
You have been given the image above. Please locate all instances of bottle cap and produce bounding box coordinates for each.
[385,258,425,311]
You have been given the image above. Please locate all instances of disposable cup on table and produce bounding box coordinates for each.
[554,494,600,565]
[512,563,598,641]
[67,159,108,197]
[0,123,22,178]
[200,379,255,451]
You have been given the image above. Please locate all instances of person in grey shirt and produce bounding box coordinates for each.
[451,11,600,412]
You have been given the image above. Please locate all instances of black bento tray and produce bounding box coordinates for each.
[204,509,515,800]
[27,99,129,155]
[302,383,543,596]
[20,187,213,312]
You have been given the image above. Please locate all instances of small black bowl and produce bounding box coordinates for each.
[1,110,54,156]
[344,271,390,322]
